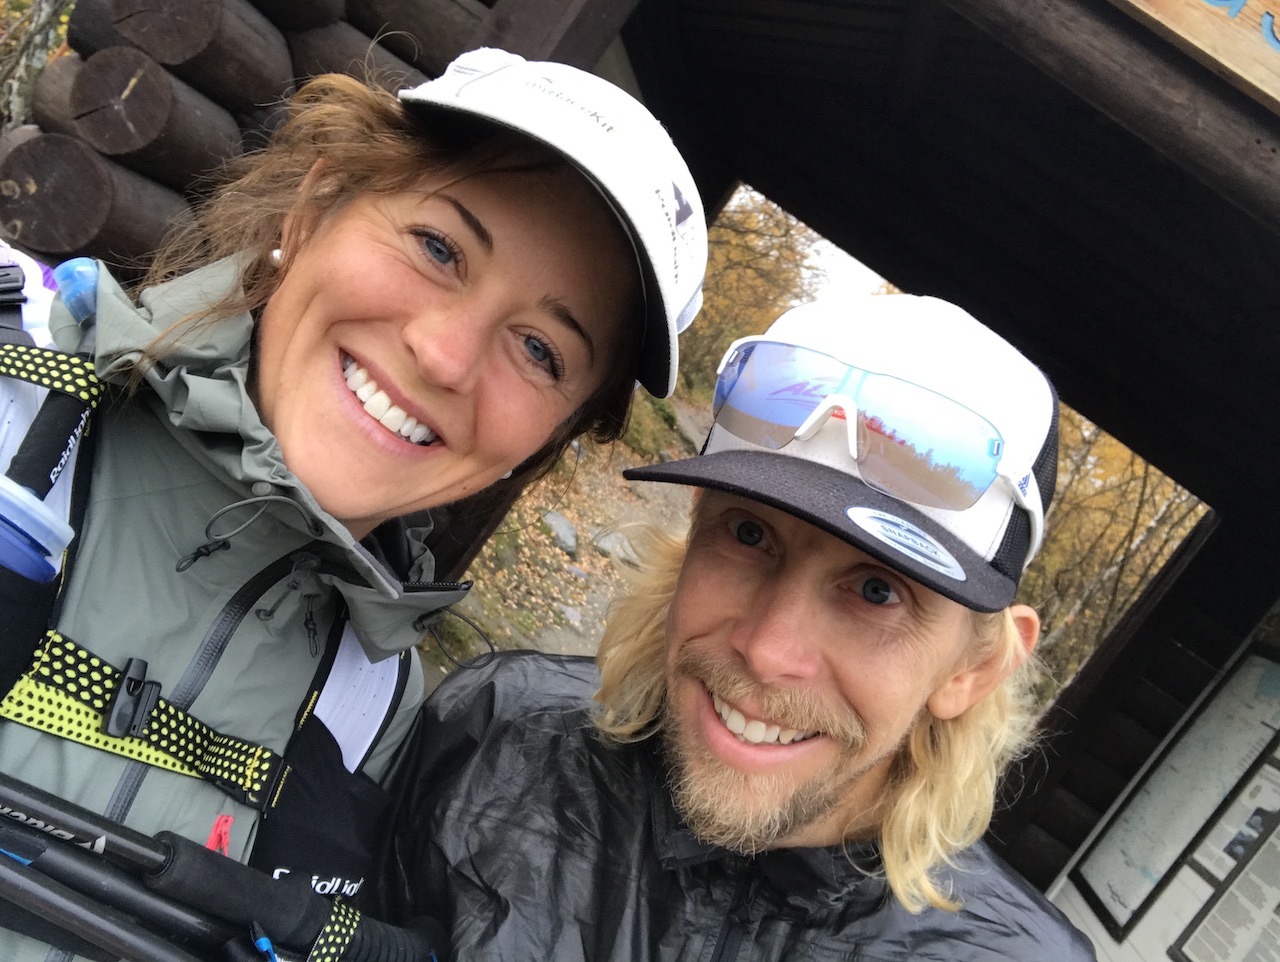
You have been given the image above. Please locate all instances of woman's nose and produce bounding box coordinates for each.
[403,304,490,393]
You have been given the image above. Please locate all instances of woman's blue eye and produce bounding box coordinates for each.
[861,577,899,605]
[524,336,550,365]
[733,520,765,547]
[422,234,454,265]
[522,335,562,378]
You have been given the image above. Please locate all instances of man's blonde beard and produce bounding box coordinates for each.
[661,646,884,855]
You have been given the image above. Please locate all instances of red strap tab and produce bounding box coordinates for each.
[205,814,233,856]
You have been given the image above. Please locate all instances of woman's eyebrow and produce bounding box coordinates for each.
[441,194,493,253]
[540,295,596,367]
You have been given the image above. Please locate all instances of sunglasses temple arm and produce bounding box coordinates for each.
[1010,473,1044,568]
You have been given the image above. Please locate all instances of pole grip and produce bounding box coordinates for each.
[146,831,331,949]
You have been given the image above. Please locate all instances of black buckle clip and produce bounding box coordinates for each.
[0,261,26,304]
[105,658,162,738]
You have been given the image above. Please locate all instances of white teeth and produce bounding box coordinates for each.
[711,693,816,745]
[724,708,747,735]
[379,405,407,432]
[342,357,436,446]
[363,390,391,419]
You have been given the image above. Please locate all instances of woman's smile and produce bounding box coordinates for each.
[253,166,637,538]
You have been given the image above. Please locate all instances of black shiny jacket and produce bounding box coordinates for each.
[370,651,1096,961]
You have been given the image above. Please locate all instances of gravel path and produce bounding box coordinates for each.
[418,399,710,690]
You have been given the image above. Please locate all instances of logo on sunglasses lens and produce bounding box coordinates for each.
[845,507,966,581]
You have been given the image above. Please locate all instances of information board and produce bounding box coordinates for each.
[1109,0,1280,116]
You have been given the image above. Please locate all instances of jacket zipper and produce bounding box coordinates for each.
[102,549,324,824]
[709,869,759,962]
[99,556,468,825]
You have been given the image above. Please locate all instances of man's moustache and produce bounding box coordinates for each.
[674,647,866,748]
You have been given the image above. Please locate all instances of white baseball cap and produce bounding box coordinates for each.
[398,47,708,398]
[627,295,1060,611]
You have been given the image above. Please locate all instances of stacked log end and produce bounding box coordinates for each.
[2,0,501,270]
[0,132,192,272]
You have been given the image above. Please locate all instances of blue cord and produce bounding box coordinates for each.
[250,921,279,962]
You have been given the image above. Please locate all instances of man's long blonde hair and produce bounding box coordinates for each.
[594,518,1041,913]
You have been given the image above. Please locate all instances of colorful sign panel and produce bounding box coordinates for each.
[1109,0,1280,115]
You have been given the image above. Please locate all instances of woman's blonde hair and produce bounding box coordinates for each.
[135,73,642,473]
[594,515,1042,914]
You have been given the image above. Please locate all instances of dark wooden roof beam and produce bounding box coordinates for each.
[942,0,1280,236]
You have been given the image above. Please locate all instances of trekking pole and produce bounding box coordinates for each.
[0,256,100,582]
[0,819,235,956]
[0,769,165,873]
[0,771,449,962]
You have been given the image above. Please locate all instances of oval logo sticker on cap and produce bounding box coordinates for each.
[845,507,967,581]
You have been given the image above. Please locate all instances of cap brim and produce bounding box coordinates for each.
[399,98,672,397]
[624,450,1016,612]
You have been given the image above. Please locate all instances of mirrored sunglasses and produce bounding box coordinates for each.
[713,338,1013,513]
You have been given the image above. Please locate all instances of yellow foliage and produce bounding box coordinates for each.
[677,185,825,399]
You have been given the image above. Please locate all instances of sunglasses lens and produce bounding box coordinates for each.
[712,341,1003,509]
[854,375,1002,510]
[714,342,854,449]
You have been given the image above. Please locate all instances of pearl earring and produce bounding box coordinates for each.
[501,469,513,480]
[268,248,283,267]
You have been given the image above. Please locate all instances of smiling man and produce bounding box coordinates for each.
[372,295,1096,961]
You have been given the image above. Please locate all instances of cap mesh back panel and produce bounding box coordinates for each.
[990,393,1059,584]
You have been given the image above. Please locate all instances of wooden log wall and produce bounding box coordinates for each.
[0,0,485,274]
[0,0,638,277]
[0,0,640,580]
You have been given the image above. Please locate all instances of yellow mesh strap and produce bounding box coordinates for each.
[0,632,282,809]
[305,898,360,962]
[0,344,101,404]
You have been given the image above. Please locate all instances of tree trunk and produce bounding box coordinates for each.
[1,0,75,131]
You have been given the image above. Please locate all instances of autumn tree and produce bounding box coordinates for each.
[0,0,72,131]
[1017,405,1207,705]
[677,185,825,399]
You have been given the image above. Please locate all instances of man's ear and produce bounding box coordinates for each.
[925,605,1040,721]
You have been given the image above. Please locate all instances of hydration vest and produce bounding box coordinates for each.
[0,251,428,900]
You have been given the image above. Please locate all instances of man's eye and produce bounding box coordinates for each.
[860,576,900,606]
[732,519,765,547]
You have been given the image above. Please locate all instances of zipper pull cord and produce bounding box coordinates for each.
[177,494,325,572]
[255,552,320,622]
[302,592,321,655]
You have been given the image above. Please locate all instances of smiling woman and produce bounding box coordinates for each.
[255,170,637,535]
[0,46,707,962]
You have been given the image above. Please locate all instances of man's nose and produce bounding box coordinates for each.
[731,581,823,685]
